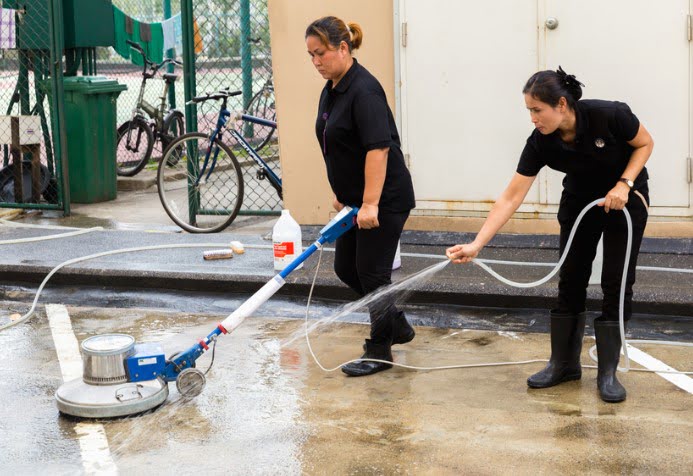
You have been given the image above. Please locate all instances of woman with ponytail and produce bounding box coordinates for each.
[305,17,416,376]
[446,67,654,403]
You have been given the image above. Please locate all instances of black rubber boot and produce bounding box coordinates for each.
[393,312,416,345]
[342,339,393,377]
[527,310,586,388]
[594,319,627,403]
[363,312,415,351]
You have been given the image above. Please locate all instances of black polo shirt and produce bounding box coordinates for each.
[315,58,415,213]
[517,99,648,198]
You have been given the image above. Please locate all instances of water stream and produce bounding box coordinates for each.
[281,259,450,349]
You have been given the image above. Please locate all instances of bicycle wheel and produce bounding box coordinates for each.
[156,113,185,159]
[116,118,154,177]
[244,85,276,150]
[157,132,244,233]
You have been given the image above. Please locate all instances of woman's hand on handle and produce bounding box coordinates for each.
[333,196,344,212]
[446,242,482,264]
[357,203,379,229]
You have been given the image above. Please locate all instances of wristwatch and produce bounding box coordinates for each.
[619,178,634,189]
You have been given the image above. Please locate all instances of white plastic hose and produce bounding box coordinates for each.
[302,199,692,376]
[0,218,104,245]
[0,241,272,331]
[0,215,690,378]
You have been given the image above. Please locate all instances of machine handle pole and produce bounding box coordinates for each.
[163,207,359,380]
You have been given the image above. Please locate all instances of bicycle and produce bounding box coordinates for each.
[243,77,275,150]
[242,36,276,151]
[116,40,184,177]
[157,89,282,233]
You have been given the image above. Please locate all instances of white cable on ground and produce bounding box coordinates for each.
[396,251,693,274]
[303,246,550,372]
[302,199,692,376]
[0,242,273,331]
[0,217,105,244]
[0,218,86,230]
[0,227,104,245]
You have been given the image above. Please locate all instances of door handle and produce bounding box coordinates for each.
[545,17,559,30]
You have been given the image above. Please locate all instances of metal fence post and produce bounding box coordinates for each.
[180,0,199,222]
[163,0,176,109]
[181,0,197,133]
[240,0,253,137]
[18,51,30,114]
[48,0,70,214]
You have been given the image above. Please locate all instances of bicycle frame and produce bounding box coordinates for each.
[195,105,281,194]
[125,40,181,132]
[132,74,171,130]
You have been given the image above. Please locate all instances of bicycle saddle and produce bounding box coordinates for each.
[163,73,179,82]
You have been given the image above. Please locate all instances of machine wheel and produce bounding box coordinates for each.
[176,368,206,398]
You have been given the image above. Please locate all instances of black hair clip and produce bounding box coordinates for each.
[557,65,585,88]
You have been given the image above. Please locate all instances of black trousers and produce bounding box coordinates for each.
[557,189,649,321]
[334,211,410,344]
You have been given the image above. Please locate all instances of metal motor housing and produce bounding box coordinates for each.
[55,334,169,419]
[81,334,135,385]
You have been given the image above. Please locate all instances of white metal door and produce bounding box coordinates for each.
[399,0,539,211]
[399,0,692,216]
[541,0,691,211]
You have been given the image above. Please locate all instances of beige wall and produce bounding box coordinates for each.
[268,0,394,225]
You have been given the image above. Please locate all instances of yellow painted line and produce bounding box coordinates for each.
[625,343,693,394]
[46,304,118,475]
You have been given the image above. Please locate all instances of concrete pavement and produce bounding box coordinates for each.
[2,305,691,474]
[0,190,691,474]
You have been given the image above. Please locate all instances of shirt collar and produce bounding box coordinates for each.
[327,57,359,94]
[574,100,588,139]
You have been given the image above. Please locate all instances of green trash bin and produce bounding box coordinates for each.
[62,76,127,203]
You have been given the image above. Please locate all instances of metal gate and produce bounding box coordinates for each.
[184,0,280,216]
[0,0,68,213]
[97,0,280,216]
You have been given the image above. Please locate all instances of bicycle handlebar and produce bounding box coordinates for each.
[127,39,182,76]
[187,90,242,105]
[126,39,144,53]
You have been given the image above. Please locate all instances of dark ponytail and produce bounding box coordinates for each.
[523,66,584,109]
[305,16,363,52]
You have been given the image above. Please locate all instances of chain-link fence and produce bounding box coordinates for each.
[190,0,280,215]
[0,0,65,211]
[98,0,281,215]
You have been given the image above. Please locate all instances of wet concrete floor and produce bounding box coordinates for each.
[16,186,277,235]
[0,304,691,475]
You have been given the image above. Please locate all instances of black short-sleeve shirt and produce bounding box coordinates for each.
[517,99,648,197]
[315,58,415,213]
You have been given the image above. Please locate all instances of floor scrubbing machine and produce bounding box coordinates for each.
[55,207,358,418]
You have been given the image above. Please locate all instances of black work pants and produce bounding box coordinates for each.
[334,211,409,344]
[556,189,649,321]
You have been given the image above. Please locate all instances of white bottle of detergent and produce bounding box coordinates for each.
[273,210,303,271]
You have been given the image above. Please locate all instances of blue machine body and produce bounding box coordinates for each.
[160,206,359,382]
[125,342,166,382]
